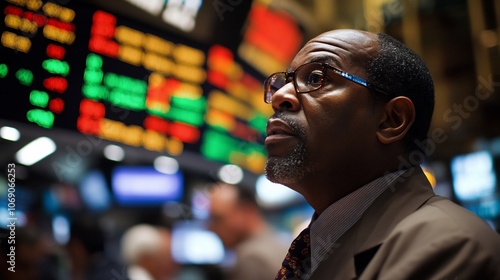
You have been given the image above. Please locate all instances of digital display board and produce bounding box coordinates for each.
[0,0,272,174]
[238,2,304,76]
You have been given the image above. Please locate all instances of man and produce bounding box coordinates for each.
[120,224,178,280]
[264,29,500,279]
[207,183,288,280]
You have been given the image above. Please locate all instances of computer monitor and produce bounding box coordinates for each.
[111,166,183,205]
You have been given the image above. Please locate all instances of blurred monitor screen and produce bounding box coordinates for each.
[450,151,497,202]
[462,197,500,220]
[171,221,225,264]
[190,188,210,220]
[0,177,31,228]
[111,166,183,205]
[79,170,112,211]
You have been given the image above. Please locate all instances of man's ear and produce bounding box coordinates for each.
[376,96,415,144]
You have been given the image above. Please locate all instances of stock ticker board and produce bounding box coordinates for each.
[0,0,272,174]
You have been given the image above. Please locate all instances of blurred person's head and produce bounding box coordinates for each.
[207,183,266,248]
[121,224,177,280]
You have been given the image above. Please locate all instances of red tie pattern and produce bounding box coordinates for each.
[275,227,311,280]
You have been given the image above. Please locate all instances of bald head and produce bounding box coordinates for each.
[121,224,165,265]
[121,224,177,280]
[292,29,380,78]
[209,183,239,207]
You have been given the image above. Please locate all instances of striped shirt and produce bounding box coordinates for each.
[304,170,406,279]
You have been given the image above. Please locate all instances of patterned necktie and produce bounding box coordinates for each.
[275,227,311,280]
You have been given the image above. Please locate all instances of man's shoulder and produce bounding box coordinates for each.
[353,196,500,279]
[388,196,500,255]
[400,197,496,233]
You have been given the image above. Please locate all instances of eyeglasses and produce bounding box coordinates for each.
[263,61,391,103]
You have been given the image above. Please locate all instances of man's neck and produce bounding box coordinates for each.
[304,167,399,215]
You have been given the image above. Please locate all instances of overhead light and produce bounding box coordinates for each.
[15,137,56,166]
[154,156,179,174]
[125,0,164,15]
[103,144,125,161]
[0,126,20,141]
[217,164,243,184]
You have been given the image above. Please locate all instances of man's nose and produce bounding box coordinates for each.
[271,82,301,112]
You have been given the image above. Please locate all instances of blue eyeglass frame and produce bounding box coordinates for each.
[264,62,392,103]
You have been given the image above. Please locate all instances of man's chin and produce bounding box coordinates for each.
[264,142,309,186]
[265,159,299,187]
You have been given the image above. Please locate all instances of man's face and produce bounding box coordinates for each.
[264,30,381,194]
[207,185,246,248]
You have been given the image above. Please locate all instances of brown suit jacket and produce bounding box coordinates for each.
[310,167,500,280]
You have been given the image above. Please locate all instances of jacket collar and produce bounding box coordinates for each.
[309,167,435,279]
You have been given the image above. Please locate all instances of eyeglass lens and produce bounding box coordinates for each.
[264,63,325,103]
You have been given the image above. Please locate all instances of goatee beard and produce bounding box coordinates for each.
[264,113,311,186]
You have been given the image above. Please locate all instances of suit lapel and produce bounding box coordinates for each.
[354,244,381,277]
[309,167,435,280]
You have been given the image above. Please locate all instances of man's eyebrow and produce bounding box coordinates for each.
[286,56,342,73]
[308,56,343,68]
[308,56,332,64]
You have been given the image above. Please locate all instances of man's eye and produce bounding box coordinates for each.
[306,71,323,85]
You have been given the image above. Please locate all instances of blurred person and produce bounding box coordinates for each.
[0,226,58,280]
[66,217,122,280]
[207,183,288,280]
[263,29,500,279]
[120,224,178,280]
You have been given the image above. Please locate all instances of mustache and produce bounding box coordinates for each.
[269,112,307,139]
